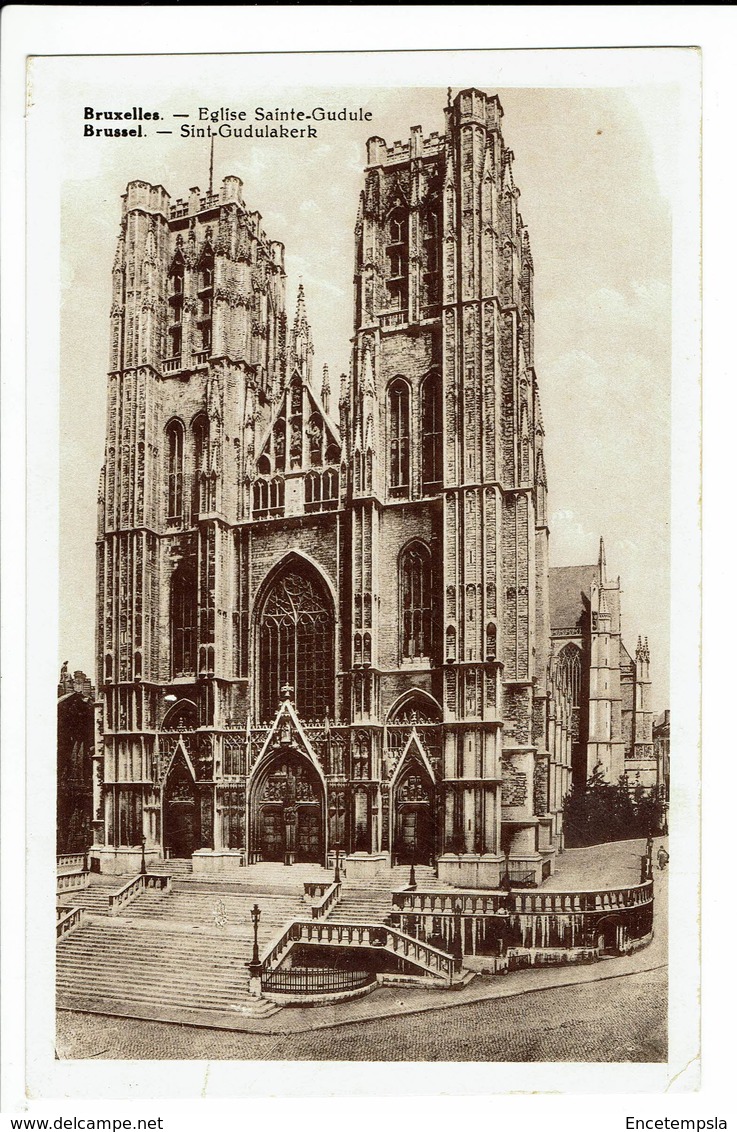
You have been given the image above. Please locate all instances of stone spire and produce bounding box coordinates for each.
[321,364,331,414]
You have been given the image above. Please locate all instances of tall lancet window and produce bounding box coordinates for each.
[198,243,214,355]
[400,542,433,660]
[421,372,443,493]
[171,564,197,678]
[165,419,184,524]
[386,208,408,311]
[388,378,410,496]
[422,209,441,305]
[556,642,582,708]
[259,567,334,722]
[192,414,210,517]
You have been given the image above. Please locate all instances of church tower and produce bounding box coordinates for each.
[94,176,290,867]
[349,89,558,886]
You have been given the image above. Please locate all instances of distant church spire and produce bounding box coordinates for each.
[321,364,331,413]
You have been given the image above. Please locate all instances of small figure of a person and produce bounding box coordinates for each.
[656,845,669,871]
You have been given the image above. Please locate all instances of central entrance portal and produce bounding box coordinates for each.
[251,750,325,865]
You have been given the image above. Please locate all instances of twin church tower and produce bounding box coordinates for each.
[93,89,652,885]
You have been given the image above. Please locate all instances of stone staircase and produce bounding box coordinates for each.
[56,874,138,916]
[329,865,438,924]
[153,857,192,878]
[123,886,308,945]
[56,920,278,1018]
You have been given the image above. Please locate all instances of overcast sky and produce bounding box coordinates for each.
[53,62,677,711]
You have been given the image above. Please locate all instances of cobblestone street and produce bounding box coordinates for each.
[57,966,666,1062]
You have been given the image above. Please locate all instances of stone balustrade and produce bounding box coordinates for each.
[109,871,172,915]
[310,881,341,920]
[57,854,85,871]
[389,879,654,959]
[261,917,458,984]
[56,870,90,894]
[56,906,84,941]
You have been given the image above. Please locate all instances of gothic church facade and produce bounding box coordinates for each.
[92,89,649,886]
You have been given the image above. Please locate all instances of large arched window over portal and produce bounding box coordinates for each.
[165,420,184,523]
[259,565,335,722]
[399,542,433,660]
[171,564,197,678]
[388,378,410,496]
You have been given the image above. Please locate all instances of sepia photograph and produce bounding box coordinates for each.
[11,31,704,1105]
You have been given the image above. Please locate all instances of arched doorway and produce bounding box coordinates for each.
[596,914,623,955]
[393,764,435,865]
[250,750,325,865]
[163,753,200,859]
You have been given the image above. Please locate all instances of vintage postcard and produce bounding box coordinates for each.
[9,27,705,1112]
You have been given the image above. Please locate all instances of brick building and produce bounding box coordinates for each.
[92,88,651,885]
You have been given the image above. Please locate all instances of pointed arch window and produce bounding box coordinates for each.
[422,208,441,306]
[388,378,410,496]
[259,567,335,722]
[386,208,408,310]
[252,476,284,519]
[421,372,442,493]
[399,542,433,660]
[556,642,582,708]
[198,244,214,356]
[171,564,197,678]
[165,420,184,523]
[192,414,210,518]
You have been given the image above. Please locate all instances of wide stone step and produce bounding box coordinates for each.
[56,923,266,1014]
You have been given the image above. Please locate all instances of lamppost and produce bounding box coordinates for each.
[250,903,262,975]
[452,897,464,971]
[408,831,417,889]
[140,835,147,876]
[333,841,341,885]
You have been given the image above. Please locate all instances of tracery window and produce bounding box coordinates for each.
[399,542,433,660]
[556,642,582,708]
[386,209,408,310]
[422,209,441,305]
[165,420,184,523]
[252,476,284,519]
[192,414,210,517]
[388,379,410,495]
[259,568,334,722]
[171,565,197,678]
[198,245,214,355]
[305,468,339,513]
[169,255,184,360]
[421,372,442,493]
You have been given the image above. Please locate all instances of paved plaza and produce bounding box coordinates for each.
[56,966,666,1062]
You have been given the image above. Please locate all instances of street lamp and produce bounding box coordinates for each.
[250,903,262,973]
[140,835,147,876]
[408,831,417,889]
[333,842,341,884]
